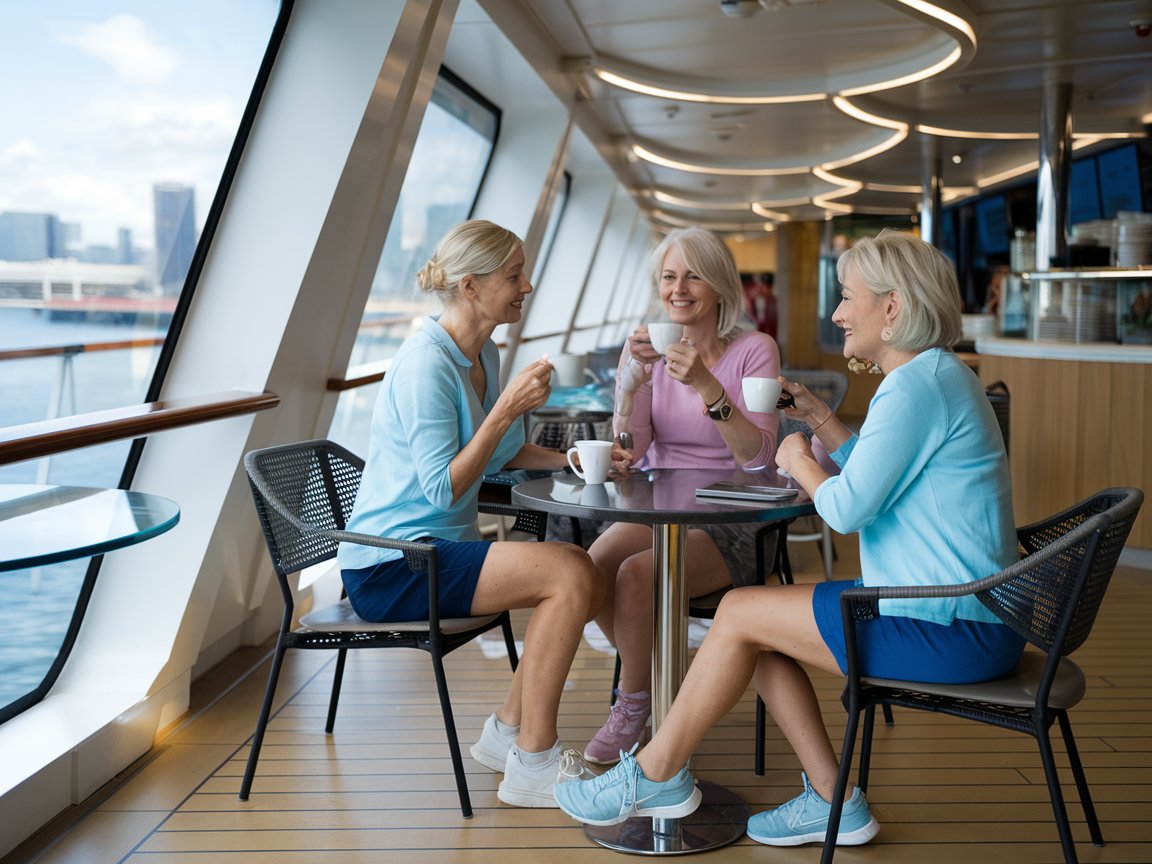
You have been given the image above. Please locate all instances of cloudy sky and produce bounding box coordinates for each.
[0,2,278,248]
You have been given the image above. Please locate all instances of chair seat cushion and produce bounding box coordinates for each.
[300,597,504,635]
[863,651,1086,710]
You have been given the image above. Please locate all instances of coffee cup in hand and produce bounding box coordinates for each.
[549,352,587,388]
[566,439,613,484]
[646,322,684,355]
[742,376,783,413]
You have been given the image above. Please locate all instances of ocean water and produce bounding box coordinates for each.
[0,308,165,707]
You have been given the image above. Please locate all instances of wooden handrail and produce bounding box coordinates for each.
[0,389,280,466]
[0,338,166,362]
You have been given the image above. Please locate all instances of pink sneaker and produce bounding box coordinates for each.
[584,690,652,765]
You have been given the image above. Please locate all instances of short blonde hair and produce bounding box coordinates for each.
[417,220,523,300]
[836,230,962,352]
[647,227,751,340]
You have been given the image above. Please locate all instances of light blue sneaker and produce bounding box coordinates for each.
[554,747,701,826]
[747,772,879,847]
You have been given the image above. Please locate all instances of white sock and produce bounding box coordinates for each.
[494,716,519,737]
[518,740,560,766]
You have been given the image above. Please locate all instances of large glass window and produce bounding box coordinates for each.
[0,2,282,720]
[329,69,498,455]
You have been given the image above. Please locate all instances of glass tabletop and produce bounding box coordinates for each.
[0,484,181,571]
[511,467,813,525]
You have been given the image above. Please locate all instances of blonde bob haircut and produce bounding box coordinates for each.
[417,220,523,300]
[647,226,751,341]
[836,229,962,352]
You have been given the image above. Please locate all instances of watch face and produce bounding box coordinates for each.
[709,400,733,421]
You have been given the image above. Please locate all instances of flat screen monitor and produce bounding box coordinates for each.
[975,194,1009,256]
[1069,157,1102,225]
[1097,144,1144,218]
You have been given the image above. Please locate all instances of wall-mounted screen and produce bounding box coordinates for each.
[1069,157,1102,225]
[975,194,1009,256]
[1097,144,1144,218]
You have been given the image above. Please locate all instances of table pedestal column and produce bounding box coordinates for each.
[584,523,749,855]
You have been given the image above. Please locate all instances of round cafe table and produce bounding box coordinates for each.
[0,484,180,571]
[513,468,814,855]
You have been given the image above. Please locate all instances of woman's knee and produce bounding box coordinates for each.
[551,542,603,613]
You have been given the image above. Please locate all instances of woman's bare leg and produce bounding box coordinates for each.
[635,584,841,782]
[588,522,652,650]
[610,529,731,693]
[469,540,603,752]
[754,652,840,800]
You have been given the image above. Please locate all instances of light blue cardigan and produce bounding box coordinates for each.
[338,316,524,570]
[816,348,1016,625]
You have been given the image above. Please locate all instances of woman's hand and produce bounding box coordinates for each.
[610,439,635,475]
[776,430,813,477]
[496,359,553,418]
[664,339,721,402]
[626,325,662,367]
[777,375,833,430]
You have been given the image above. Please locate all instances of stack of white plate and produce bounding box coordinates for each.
[961,313,997,341]
[1115,212,1152,267]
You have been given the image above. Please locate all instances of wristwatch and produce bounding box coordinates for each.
[707,395,733,422]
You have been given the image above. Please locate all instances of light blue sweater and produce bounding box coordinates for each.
[338,316,524,569]
[816,349,1015,625]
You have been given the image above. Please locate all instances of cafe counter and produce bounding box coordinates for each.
[975,336,1152,552]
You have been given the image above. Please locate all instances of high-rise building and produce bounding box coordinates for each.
[117,227,134,264]
[0,211,59,261]
[153,183,196,293]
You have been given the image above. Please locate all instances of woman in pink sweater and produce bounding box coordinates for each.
[584,226,782,764]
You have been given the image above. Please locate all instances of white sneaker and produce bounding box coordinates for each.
[469,713,517,772]
[558,748,597,784]
[498,742,565,808]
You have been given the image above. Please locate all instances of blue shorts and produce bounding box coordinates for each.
[813,579,1025,684]
[341,538,491,622]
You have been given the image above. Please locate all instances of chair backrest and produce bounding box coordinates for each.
[782,368,848,413]
[244,439,364,578]
[979,487,1143,657]
[985,380,1010,458]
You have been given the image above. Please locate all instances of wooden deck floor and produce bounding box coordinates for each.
[7,537,1152,864]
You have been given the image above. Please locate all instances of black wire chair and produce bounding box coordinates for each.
[240,439,528,818]
[820,486,1143,864]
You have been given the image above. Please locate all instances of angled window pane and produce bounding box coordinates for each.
[0,1,282,721]
[329,69,498,455]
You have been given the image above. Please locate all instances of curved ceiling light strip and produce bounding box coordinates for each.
[576,1,976,106]
[976,137,1108,189]
[631,142,810,177]
[650,208,775,232]
[817,126,909,171]
[651,190,758,212]
[814,166,978,199]
[836,95,1143,141]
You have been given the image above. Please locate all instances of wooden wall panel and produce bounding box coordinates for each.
[981,354,1149,549]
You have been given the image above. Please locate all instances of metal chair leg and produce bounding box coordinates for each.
[238,640,288,800]
[1057,712,1104,847]
[325,648,347,733]
[430,649,473,818]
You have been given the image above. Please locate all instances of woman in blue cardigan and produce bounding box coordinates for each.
[555,230,1023,848]
[339,220,606,809]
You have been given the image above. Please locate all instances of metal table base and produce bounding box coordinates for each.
[584,780,748,855]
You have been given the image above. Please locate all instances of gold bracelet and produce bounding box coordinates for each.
[703,387,726,410]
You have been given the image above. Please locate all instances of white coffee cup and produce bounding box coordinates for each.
[646,322,684,355]
[742,376,783,413]
[566,439,613,484]
[550,353,587,388]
